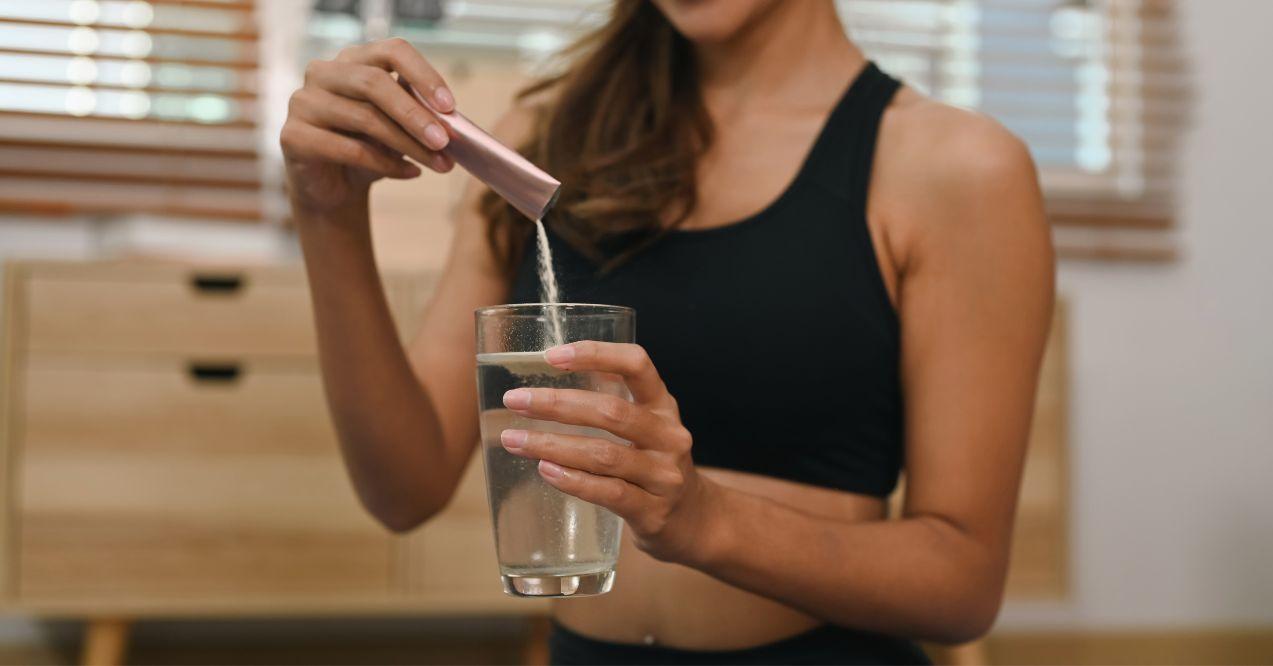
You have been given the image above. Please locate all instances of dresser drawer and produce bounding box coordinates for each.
[17,356,393,602]
[21,262,317,358]
[22,355,334,454]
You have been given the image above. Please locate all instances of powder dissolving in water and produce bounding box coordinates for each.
[476,352,625,578]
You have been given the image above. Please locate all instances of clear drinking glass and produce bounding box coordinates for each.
[474,304,635,597]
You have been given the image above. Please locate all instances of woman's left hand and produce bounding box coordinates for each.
[499,341,720,565]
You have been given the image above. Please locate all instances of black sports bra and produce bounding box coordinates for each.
[508,63,904,497]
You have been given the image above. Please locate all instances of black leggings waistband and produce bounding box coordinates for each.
[548,621,931,665]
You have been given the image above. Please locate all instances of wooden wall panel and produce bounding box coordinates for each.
[1005,301,1069,598]
[0,264,25,599]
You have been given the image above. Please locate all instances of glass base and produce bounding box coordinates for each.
[501,569,615,598]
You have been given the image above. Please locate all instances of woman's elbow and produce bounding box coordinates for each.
[923,586,1004,645]
[358,488,449,534]
[371,506,435,534]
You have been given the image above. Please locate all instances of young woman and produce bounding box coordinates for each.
[281,0,1054,663]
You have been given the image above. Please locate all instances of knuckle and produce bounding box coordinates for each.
[335,45,359,61]
[601,481,626,505]
[403,103,430,127]
[668,427,693,453]
[337,140,368,164]
[384,38,437,77]
[302,60,323,83]
[639,505,671,535]
[626,344,653,371]
[593,444,622,471]
[286,89,305,114]
[524,430,550,451]
[278,122,298,151]
[659,467,685,490]
[534,389,557,411]
[574,340,597,360]
[598,398,630,426]
[352,104,379,129]
[353,67,388,95]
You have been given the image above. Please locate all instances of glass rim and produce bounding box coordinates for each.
[475,303,634,318]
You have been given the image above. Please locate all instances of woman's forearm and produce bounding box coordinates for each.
[296,200,458,531]
[693,481,1005,644]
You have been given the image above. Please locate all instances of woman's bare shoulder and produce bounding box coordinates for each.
[881,88,1037,201]
[873,87,1048,267]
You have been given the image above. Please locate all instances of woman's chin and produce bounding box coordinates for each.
[653,0,779,44]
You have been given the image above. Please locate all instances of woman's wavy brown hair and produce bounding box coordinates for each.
[479,0,712,277]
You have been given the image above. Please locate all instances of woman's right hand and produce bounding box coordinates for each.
[281,38,457,216]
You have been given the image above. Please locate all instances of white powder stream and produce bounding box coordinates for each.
[533,219,564,346]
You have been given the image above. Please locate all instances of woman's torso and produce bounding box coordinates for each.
[554,469,886,648]
[507,62,905,650]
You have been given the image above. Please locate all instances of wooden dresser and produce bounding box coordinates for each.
[0,260,543,664]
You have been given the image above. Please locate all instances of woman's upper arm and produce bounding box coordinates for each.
[889,109,1055,579]
[403,103,539,464]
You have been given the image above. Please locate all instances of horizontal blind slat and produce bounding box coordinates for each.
[0,177,262,220]
[0,146,259,187]
[0,76,257,98]
[0,0,266,223]
[0,109,254,129]
[0,17,257,41]
[0,114,258,156]
[0,47,257,69]
[0,137,256,159]
[146,1,255,10]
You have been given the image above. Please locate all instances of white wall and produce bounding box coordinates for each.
[1000,0,1273,629]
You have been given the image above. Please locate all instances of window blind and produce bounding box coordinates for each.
[0,0,265,221]
[838,0,1188,260]
[311,0,1188,260]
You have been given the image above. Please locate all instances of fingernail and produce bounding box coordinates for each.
[402,163,422,177]
[423,123,448,150]
[544,345,575,367]
[501,429,528,450]
[539,460,566,480]
[503,388,532,410]
[433,86,454,112]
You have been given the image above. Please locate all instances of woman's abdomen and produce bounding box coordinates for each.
[550,468,887,650]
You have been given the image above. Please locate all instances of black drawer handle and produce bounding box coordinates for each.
[190,273,245,294]
[187,362,243,384]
